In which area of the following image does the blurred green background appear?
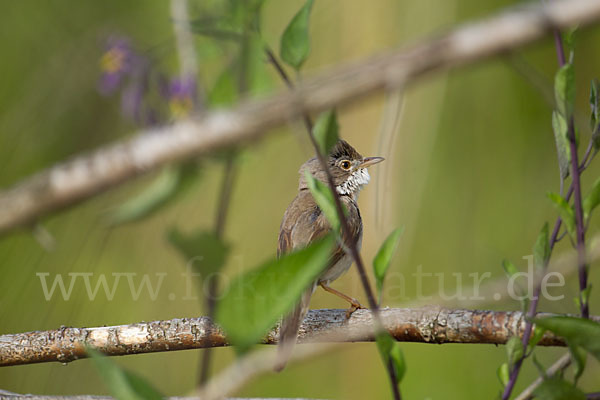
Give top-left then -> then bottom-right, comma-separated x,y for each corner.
1,0 -> 600,398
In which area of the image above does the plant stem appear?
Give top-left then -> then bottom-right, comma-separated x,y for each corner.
552,29 -> 589,319
501,28 -> 592,400
198,155 -> 238,385
198,25 -> 250,387
265,46 -> 400,400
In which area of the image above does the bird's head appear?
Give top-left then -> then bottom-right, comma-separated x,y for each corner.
299,139 -> 384,196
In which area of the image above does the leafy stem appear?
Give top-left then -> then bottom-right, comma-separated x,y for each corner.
553,28 -> 590,320
502,29 -> 593,400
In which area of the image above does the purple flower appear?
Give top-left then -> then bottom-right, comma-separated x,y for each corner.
98,37 -> 135,95
167,76 -> 197,118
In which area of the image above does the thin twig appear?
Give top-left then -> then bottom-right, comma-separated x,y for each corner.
198,22 -> 249,384
514,353 -> 572,400
198,155 -> 238,385
195,343 -> 337,400
264,46 -> 400,399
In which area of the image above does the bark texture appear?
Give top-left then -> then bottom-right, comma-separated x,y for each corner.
1,307 -> 594,367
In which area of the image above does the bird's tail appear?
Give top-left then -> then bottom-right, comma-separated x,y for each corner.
274,287 -> 313,372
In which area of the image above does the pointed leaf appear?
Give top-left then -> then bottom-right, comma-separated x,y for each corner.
533,222 -> 550,270
215,235 -> 334,351
533,377 -> 586,400
552,111 -> 570,180
313,110 -> 339,156
208,68 -> 237,106
583,177 -> 600,221
501,259 -> 519,279
166,229 -> 230,276
108,164 -> 200,225
305,170 -> 341,231
280,0 -> 314,70
563,27 -> 577,62
534,316 -> 600,362
506,336 -> 524,368
528,325 -> 547,353
87,348 -> 162,400
373,227 -> 404,295
497,363 -> 509,387
376,332 -> 406,385
547,193 -> 576,239
555,63 -> 575,120
246,35 -> 273,95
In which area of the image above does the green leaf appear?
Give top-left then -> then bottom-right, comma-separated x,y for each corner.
583,177 -> 600,221
280,0 -> 314,70
533,222 -> 550,270
313,110 -> 339,156
108,164 -> 200,226
246,34 -> 273,96
506,336 -> 524,368
373,227 -> 404,296
208,67 -> 237,107
569,344 -> 586,384
87,348 -> 162,400
376,332 -> 406,385
215,235 -> 334,351
555,63 -> 576,120
501,259 -> 519,279
528,325 -> 547,353
552,111 -> 571,180
497,362 -> 509,387
532,377 -> 586,400
563,27 -> 578,62
166,229 -> 230,276
546,192 -> 575,239
305,170 -> 341,232
534,316 -> 600,362
581,284 -> 592,305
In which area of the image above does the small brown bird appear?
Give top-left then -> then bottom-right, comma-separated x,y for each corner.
276,139 -> 384,370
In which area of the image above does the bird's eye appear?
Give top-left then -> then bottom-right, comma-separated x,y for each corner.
340,160 -> 352,170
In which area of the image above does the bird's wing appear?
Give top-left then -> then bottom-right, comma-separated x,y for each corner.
276,191 -> 362,371
278,191 -> 360,267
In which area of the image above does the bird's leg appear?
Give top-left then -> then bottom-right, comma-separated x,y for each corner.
319,283 -> 365,318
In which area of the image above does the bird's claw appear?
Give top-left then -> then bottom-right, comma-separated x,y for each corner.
345,299 -> 366,319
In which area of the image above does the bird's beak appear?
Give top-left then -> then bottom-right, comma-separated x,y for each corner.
359,157 -> 385,168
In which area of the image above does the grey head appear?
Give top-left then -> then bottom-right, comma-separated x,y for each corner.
298,139 -> 384,196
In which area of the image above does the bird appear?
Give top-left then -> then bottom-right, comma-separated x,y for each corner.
275,139 -> 384,371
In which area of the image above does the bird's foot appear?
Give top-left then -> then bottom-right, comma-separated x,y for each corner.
345,299 -> 366,319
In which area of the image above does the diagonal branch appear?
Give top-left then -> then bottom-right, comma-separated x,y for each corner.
1,0 -> 600,235
2,307 -> 599,368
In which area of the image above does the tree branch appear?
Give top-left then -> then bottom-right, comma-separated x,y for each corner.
1,307 -> 598,367
1,0 -> 600,234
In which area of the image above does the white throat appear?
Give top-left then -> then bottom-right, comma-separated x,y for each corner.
336,168 -> 370,195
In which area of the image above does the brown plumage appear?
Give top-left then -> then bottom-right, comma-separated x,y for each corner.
275,140 -> 383,371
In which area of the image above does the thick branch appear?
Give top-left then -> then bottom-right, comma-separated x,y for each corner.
1,0 -> 600,234
1,307 -> 597,367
